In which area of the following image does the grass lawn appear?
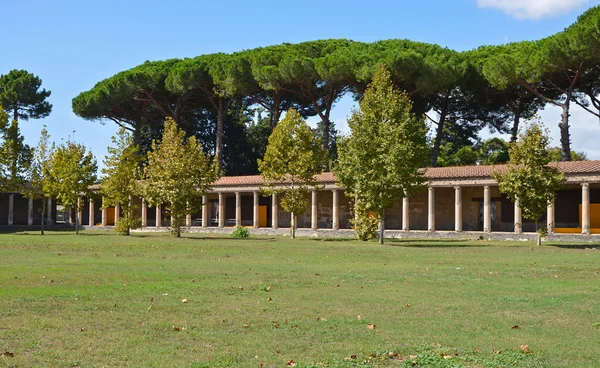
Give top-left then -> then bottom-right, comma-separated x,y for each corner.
0,231 -> 599,367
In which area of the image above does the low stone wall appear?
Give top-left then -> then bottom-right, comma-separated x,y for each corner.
4,224 -> 598,243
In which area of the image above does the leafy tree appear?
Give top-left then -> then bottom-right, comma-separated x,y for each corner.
547,147 -> 587,162
335,66 -> 429,244
101,128 -> 144,235
46,141 -> 98,235
258,109 -> 327,239
493,122 -> 564,246
24,127 -> 54,234
0,118 -> 33,191
0,70 -> 52,122
140,118 -> 219,237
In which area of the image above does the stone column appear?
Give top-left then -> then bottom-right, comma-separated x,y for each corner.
547,198 -> 555,234
218,193 -> 225,228
114,203 -> 121,226
483,185 -> 491,233
235,192 -> 241,227
427,187 -> 435,231
186,210 -> 192,227
8,194 -> 14,226
272,193 -> 278,229
582,183 -> 590,235
156,205 -> 162,227
253,191 -> 259,228
47,197 -> 53,226
202,195 -> 209,228
455,186 -> 462,232
402,197 -> 410,231
101,197 -> 107,226
332,189 -> 339,230
89,199 -> 95,227
28,197 -> 34,226
514,198 -> 522,234
311,190 -> 318,230
141,199 -> 147,227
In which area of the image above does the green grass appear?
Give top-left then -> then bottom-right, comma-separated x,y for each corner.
0,231 -> 599,367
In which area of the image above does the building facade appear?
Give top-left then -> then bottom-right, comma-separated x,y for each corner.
2,161 -> 600,241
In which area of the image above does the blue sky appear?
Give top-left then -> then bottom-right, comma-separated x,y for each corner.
2,0 -> 600,167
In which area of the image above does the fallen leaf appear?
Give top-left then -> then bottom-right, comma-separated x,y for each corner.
163,293 -> 168,296
0,351 -> 14,357
405,304 -> 411,308
267,297 -> 272,302
41,276 -> 46,279
243,324 -> 250,328
172,325 -> 180,331
367,323 -> 376,329
520,344 -> 531,354
357,315 -> 362,320
286,359 -> 297,366
181,298 -> 188,303
344,354 -> 357,361
238,286 -> 244,291
49,279 -> 54,283
511,325 -> 519,329
275,350 -> 281,355
443,355 -> 452,359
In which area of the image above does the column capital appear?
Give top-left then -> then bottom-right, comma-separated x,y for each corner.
582,182 -> 590,188
454,186 -> 461,190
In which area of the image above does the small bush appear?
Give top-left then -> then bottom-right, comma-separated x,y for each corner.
114,216 -> 142,236
352,213 -> 379,241
232,226 -> 249,238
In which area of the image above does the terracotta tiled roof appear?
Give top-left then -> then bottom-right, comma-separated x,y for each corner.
212,160 -> 600,186
214,172 -> 337,186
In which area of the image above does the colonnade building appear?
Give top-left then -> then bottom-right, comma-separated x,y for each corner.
2,161 -> 600,240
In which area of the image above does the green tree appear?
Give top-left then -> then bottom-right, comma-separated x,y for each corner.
24,127 -> 54,235
101,128 -> 144,235
0,118 -> 33,191
547,147 -> 587,162
46,141 -> 98,235
493,122 -> 564,246
0,70 -> 52,122
335,66 -> 429,244
140,118 -> 219,238
258,109 -> 327,239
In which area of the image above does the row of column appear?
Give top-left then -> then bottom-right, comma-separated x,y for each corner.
5,195 -> 53,226
130,190 -> 342,230
82,183 -> 593,234
418,186 -> 521,234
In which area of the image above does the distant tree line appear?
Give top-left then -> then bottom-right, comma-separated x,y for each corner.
72,6 -> 600,173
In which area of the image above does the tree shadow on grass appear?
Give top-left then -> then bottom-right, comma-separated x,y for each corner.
385,239 -> 489,248
545,243 -> 600,250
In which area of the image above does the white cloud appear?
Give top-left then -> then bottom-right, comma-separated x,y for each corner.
476,0 -> 588,20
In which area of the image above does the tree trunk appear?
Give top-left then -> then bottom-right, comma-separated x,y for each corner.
41,197 -> 46,235
559,102 -> 572,161
291,212 -> 296,239
430,95 -> 449,167
379,212 -> 385,245
215,99 -> 224,173
510,111 -> 521,143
